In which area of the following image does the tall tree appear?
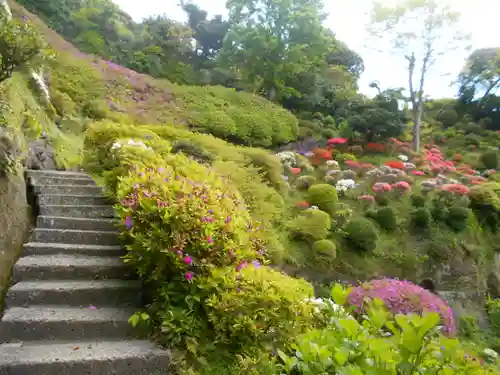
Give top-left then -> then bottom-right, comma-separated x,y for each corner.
458,48 -> 500,102
369,0 -> 469,151
221,0 -> 331,101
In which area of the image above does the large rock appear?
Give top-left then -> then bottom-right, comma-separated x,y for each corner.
25,135 -> 57,170
0,175 -> 31,308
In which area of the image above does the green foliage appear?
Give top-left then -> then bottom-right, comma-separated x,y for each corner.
481,150 -> 499,169
171,139 -> 215,164
410,194 -> 426,208
344,217 -> 379,252
276,298 -> 490,374
446,206 -> 470,232
410,207 -> 432,229
458,315 -> 480,338
324,115 -> 335,125
204,266 -> 315,352
174,85 -> 298,147
372,206 -> 397,231
311,239 -> 337,266
0,16 -> 45,84
465,134 -> 481,147
487,298 -> 500,336
289,209 -> 331,242
221,0 -> 329,101
468,183 -> 500,230
295,175 -> 316,191
307,183 -> 338,216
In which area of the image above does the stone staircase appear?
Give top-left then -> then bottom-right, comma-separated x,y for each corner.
0,170 -> 171,375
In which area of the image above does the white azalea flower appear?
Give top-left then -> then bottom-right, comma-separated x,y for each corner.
336,179 -> 356,192
397,154 -> 409,162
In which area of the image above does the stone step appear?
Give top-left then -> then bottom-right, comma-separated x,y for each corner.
34,185 -> 103,196
39,205 -> 115,218
22,242 -> 125,257
38,194 -> 112,206
26,169 -> 90,179
5,280 -> 142,308
37,216 -> 119,232
12,255 -> 134,282
0,306 -> 137,341
0,340 -> 171,375
29,176 -> 96,187
31,228 -> 120,246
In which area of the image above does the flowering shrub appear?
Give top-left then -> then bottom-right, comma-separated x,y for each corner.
295,200 -> 310,209
397,154 -> 409,162
358,194 -> 375,203
348,278 -> 456,335
366,142 -> 385,153
441,184 -> 470,196
335,179 -> 356,193
411,170 -> 425,176
115,157 -> 264,283
311,148 -> 332,160
392,181 -> 412,194
289,167 -> 301,175
327,137 -> 348,146
385,160 -> 405,170
372,182 -> 392,193
308,184 -> 338,215
276,151 -> 296,167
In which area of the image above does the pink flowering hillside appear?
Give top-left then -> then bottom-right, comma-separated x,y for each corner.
348,278 -> 456,336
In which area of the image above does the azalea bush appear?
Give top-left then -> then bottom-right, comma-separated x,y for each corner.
348,278 -> 456,336
308,183 -> 338,215
289,209 -> 331,242
343,217 -> 379,252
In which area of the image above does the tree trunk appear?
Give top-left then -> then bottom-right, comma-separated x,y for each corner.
412,106 -> 422,151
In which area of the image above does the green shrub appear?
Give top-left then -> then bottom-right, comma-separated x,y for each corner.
373,206 -> 397,231
464,134 -> 481,147
311,239 -> 337,266
323,115 -> 335,126
171,139 -> 215,164
458,315 -> 480,338
480,150 -> 499,169
175,85 -> 298,147
349,145 -> 364,157
298,126 -> 314,139
469,183 -> 500,230
51,91 -> 77,116
239,147 -> 285,192
336,153 -> 357,163
312,112 -> 324,121
204,266 -> 315,351
433,131 -> 445,144
289,209 -> 332,242
344,217 -> 379,252
446,207 -> 469,232
308,184 -> 338,216
410,208 -> 432,229
487,298 -> 500,336
295,175 -> 316,191
322,128 -> 335,139
411,194 -> 426,208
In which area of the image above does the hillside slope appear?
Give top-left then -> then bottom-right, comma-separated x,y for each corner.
7,0 -> 299,149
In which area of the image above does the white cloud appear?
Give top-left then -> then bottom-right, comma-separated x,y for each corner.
113,0 -> 499,99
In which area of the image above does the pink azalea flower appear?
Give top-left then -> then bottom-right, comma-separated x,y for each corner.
183,256 -> 193,265
185,272 -> 194,281
412,170 -> 425,176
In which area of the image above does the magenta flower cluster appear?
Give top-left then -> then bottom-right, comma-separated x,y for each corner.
348,278 -> 456,336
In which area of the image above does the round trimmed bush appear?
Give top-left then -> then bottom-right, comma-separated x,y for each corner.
312,239 -> 337,260
410,194 -> 426,208
373,207 -> 397,231
446,206 -> 469,232
410,207 -> 432,229
344,217 -> 379,252
308,184 -> 338,216
348,278 -> 456,336
480,150 -> 499,169
290,209 -> 332,241
324,115 -> 335,126
312,112 -> 324,121
295,175 -> 316,191
322,128 -> 336,139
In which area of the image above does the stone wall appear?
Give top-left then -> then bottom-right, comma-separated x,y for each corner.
0,175 -> 31,310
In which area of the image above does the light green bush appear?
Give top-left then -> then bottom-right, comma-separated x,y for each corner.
289,209 -> 332,242
308,184 -> 338,216
480,150 -> 499,169
295,175 -> 316,191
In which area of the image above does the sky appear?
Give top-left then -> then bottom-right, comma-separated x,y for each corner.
113,0 -> 500,99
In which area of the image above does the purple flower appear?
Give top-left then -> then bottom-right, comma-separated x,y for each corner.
225,216 -> 232,224
206,236 -> 214,244
183,256 -> 193,265
236,261 -> 248,272
176,250 -> 183,256
251,260 -> 261,268
185,272 -> 194,281
124,216 -> 133,229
